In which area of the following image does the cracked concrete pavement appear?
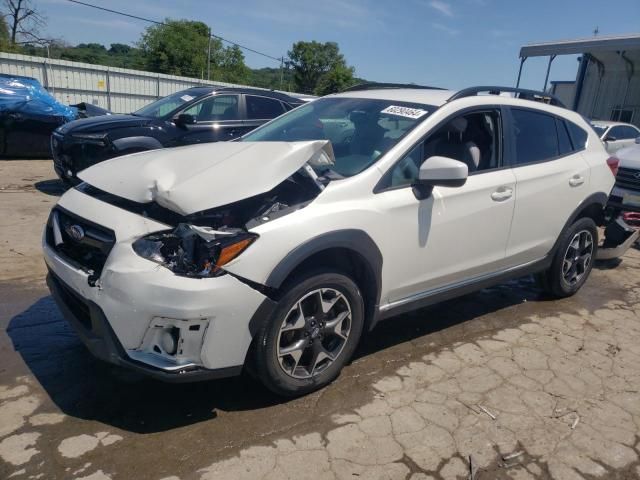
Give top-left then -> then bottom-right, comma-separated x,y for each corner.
1,160 -> 640,479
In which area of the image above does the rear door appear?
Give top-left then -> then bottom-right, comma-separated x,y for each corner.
505,108 -> 591,265
177,94 -> 243,144
243,94 -> 288,134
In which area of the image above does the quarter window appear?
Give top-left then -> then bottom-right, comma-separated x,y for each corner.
246,95 -> 285,120
511,109 -> 558,165
566,121 -> 588,150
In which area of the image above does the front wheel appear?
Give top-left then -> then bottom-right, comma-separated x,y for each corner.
253,271 -> 364,397
538,217 -> 598,298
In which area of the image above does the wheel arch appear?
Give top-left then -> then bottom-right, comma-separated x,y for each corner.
264,229 -> 383,332
111,136 -> 163,152
550,192 -> 608,256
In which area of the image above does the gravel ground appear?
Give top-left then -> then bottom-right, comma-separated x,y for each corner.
1,160 -> 639,480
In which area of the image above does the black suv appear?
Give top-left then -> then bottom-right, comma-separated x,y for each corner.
51,86 -> 305,183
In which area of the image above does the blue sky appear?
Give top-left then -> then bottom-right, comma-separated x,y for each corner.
39,0 -> 640,90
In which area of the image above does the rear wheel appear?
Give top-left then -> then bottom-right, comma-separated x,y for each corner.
538,217 -> 597,298
253,271 -> 364,397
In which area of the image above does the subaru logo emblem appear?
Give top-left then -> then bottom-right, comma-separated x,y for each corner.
66,224 -> 85,241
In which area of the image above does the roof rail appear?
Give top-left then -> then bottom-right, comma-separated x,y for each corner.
343,82 -> 445,92
448,86 -> 566,108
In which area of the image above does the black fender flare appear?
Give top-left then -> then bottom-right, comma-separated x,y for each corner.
263,229 -> 382,327
549,192 -> 608,256
112,136 -> 163,152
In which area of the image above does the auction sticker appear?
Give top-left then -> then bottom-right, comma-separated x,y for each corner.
180,95 -> 195,102
381,105 -> 428,119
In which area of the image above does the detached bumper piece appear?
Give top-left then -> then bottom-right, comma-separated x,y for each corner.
597,217 -> 640,261
47,271 -> 242,382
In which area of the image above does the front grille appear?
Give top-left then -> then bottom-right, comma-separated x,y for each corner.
615,167 -> 640,191
46,207 -> 116,278
52,273 -> 93,330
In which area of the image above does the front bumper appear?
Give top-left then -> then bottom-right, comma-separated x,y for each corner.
43,188 -> 272,381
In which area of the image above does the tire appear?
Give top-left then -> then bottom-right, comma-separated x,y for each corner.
538,217 -> 598,298
253,270 -> 365,397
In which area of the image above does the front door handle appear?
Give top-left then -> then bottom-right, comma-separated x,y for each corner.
569,175 -> 585,187
491,186 -> 513,202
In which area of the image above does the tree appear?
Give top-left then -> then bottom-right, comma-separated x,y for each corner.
213,45 -> 250,83
1,0 -> 45,45
287,41 -> 355,95
139,19 -> 210,77
315,63 -> 356,96
0,15 -> 9,50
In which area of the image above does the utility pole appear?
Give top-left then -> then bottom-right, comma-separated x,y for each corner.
207,26 -> 212,81
279,56 -> 284,90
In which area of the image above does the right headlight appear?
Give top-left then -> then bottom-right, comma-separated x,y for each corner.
133,223 -> 257,278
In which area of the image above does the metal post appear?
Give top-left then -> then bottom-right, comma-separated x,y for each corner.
279,56 -> 284,90
543,55 -> 556,92
207,26 -> 212,81
515,57 -> 526,88
106,68 -> 112,112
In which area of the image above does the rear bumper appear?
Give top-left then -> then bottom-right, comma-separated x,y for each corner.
47,271 -> 242,382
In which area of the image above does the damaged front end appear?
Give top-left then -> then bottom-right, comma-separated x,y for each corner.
127,142 -> 336,277
133,224 -> 258,278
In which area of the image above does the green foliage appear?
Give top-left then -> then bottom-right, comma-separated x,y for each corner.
287,41 -> 356,95
139,19 -> 210,77
0,17 -> 364,93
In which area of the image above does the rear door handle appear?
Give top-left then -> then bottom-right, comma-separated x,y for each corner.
569,175 -> 585,187
491,186 -> 513,202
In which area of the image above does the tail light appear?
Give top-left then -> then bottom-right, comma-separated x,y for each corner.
606,156 -> 620,177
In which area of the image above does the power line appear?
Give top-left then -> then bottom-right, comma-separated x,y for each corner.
65,0 -> 285,62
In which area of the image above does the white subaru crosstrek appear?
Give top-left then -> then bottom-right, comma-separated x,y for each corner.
43,85 -> 617,396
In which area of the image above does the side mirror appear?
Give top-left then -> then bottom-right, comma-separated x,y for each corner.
174,113 -> 196,127
604,135 -> 617,142
413,156 -> 468,200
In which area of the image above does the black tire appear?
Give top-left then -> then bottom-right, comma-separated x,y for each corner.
538,217 -> 598,298
253,270 -> 365,397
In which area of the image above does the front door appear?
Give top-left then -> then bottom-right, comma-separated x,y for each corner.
177,94 -> 244,145
375,108 -> 517,305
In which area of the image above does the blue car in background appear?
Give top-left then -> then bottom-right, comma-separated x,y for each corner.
0,74 -> 107,158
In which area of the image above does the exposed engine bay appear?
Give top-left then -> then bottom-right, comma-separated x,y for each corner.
132,167 -> 328,278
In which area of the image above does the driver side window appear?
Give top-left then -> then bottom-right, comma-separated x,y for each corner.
183,95 -> 239,122
388,109 -> 502,188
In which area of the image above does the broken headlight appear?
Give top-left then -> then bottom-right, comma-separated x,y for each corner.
132,224 -> 257,278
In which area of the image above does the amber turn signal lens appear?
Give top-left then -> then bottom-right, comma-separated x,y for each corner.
215,237 -> 256,269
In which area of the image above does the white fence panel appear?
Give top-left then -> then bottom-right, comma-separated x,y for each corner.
0,52 -> 296,113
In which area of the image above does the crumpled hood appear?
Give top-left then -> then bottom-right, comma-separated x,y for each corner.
78,140 -> 334,215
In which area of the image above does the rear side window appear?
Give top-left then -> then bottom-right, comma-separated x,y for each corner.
565,121 -> 588,150
612,125 -> 640,140
246,95 -> 285,120
556,118 -> 573,155
511,109 -> 559,165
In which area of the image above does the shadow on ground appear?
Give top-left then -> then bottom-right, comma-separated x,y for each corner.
34,178 -> 68,196
7,276 -> 564,435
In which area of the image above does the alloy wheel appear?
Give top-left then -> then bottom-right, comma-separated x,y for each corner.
562,229 -> 594,286
277,288 -> 352,379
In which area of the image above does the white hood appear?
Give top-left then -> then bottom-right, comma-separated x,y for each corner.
617,145 -> 640,170
78,140 -> 334,215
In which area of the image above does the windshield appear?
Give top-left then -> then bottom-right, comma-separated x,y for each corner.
134,90 -> 203,118
241,97 -> 434,177
591,125 -> 607,137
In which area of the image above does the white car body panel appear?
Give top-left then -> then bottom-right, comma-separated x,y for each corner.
44,188 -> 266,369
78,140 -> 333,215
43,88 -> 616,379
